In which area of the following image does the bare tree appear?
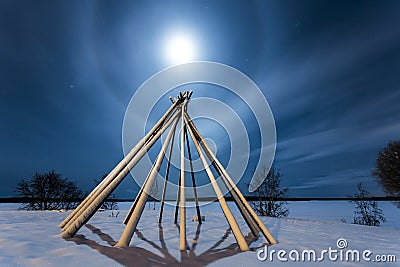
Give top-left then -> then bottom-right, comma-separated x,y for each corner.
16,170 -> 83,210
373,140 -> 400,207
249,165 -> 289,217
350,183 -> 386,226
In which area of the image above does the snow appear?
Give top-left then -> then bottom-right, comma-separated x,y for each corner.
287,201 -> 400,228
0,202 -> 398,266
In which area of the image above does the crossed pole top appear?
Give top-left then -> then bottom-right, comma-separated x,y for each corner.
169,90 -> 193,104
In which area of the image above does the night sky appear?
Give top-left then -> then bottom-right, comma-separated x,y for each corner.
1,1 -> 399,198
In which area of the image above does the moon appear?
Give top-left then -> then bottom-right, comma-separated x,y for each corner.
165,34 -> 196,64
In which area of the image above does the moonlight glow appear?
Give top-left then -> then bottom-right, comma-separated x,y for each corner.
165,34 -> 196,64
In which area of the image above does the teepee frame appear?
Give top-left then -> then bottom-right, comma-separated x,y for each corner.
58,90 -> 276,251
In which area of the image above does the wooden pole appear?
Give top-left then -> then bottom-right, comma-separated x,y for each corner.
179,106 -> 187,250
123,185 -> 144,225
185,113 -> 277,244
212,161 -> 260,237
122,154 -> 158,225
158,123 -> 176,223
183,100 -> 201,223
184,115 -> 250,251
174,175 -> 181,224
184,125 -> 202,224
114,113 -> 180,247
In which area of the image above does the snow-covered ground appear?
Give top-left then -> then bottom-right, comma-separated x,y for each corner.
0,202 -> 398,266
287,201 -> 400,228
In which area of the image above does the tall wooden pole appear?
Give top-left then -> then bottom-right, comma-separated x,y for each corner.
212,161 -> 260,237
184,126 -> 202,224
184,115 -> 250,251
174,175 -> 181,224
183,101 -> 201,223
179,106 -> 187,250
185,113 -> 277,245
158,124 -> 176,223
115,114 -> 180,247
122,153 -> 158,225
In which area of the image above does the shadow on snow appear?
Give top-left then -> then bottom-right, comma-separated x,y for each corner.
67,223 -> 266,266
